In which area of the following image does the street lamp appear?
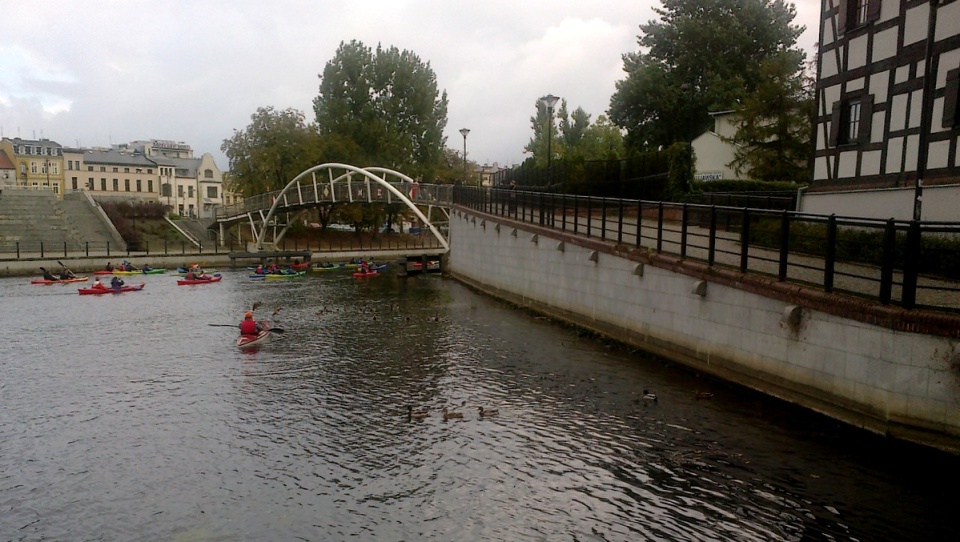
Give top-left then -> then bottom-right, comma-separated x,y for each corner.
459,128 -> 470,184
540,94 -> 560,171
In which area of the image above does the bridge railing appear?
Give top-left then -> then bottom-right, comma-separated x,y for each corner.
216,182 -> 455,220
454,185 -> 960,313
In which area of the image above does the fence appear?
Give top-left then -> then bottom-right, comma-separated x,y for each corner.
454,185 -> 960,313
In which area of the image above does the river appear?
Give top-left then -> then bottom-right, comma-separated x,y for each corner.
0,268 -> 956,541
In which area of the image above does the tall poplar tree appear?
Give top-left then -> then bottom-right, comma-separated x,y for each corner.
313,40 -> 449,180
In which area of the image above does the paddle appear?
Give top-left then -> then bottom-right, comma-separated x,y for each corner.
207,324 -> 285,333
57,260 -> 75,279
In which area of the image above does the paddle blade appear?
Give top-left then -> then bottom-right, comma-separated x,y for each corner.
267,328 -> 285,334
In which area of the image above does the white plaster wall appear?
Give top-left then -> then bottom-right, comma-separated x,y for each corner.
872,27 -> 899,63
848,35 -> 868,70
449,213 -> 960,449
799,184 -> 960,221
904,3 -> 930,46
692,132 -> 741,180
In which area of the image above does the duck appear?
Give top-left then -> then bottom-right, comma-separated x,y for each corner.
478,406 -> 499,417
441,407 -> 464,421
407,405 -> 429,421
642,389 -> 658,403
694,391 -> 714,400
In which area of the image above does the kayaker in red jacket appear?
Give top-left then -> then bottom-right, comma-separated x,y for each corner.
239,311 -> 263,335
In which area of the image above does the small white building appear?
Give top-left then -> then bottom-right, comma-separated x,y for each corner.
691,111 -> 745,181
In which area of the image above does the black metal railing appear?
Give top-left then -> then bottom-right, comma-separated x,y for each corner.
454,185 -> 960,313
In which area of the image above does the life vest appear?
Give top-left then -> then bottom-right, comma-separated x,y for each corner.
240,319 -> 259,335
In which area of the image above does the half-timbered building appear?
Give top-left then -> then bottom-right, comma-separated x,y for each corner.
803,0 -> 960,220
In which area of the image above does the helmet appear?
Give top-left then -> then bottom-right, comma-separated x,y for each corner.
244,311 -> 253,319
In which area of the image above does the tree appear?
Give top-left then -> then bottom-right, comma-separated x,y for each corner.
221,107 -> 331,196
609,0 -> 805,151
567,115 -> 624,161
313,40 -> 449,181
725,51 -> 813,182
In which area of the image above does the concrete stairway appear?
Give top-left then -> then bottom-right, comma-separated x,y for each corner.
0,189 -> 121,252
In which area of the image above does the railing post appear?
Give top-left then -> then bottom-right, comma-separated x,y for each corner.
107,242 -> 110,257
778,210 -> 790,281
164,239 -> 168,255
63,241 -> 67,258
539,191 -> 545,226
586,197 -> 593,238
16,241 -> 20,259
635,200 -> 642,248
617,198 -> 624,244
561,194 -> 567,231
571,195 -> 577,234
824,214 -> 837,293
680,204 -> 688,258
41,242 -> 45,258
901,220 -> 921,309
708,205 -> 717,266
85,241 -> 89,257
600,198 -> 607,241
145,241 -> 150,255
879,218 -> 896,304
740,207 -> 750,272
656,202 -> 664,253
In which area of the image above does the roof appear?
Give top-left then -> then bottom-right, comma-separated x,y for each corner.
82,148 -> 157,167
0,149 -> 14,169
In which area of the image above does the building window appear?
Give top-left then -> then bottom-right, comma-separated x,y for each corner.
147,168 -> 153,174
178,185 -> 184,197
113,179 -> 119,191
72,177 -> 78,190
204,169 -> 214,179
829,95 -> 874,146
838,0 -> 880,35
88,178 -> 94,190
207,186 -> 218,198
31,162 -> 37,174
136,179 -> 142,192
188,186 -> 194,198
100,166 -> 105,172
88,165 -> 93,171
124,168 -> 130,173
101,178 -> 107,191
148,180 -> 153,192
124,179 -> 130,192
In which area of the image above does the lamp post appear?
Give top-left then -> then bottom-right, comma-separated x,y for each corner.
459,128 -> 470,184
540,94 -> 560,173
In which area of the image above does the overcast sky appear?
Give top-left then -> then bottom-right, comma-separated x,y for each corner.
1,0 -> 821,172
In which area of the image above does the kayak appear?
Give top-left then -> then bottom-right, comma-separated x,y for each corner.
177,273 -> 222,285
249,271 -> 306,280
176,267 -> 206,275
289,262 -> 310,270
238,321 -> 272,349
93,270 -> 115,275
77,283 -> 146,295
311,262 -> 360,271
113,268 -> 166,275
352,270 -> 381,278
31,276 -> 89,285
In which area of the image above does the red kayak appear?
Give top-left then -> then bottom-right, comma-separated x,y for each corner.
93,270 -> 115,275
77,283 -> 145,295
31,276 -> 89,285
177,273 -> 222,285
237,321 -> 272,349
352,270 -> 381,278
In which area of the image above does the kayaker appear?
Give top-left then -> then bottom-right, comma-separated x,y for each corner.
92,278 -> 106,289
105,262 -> 114,272
40,267 -> 57,281
142,264 -> 153,272
60,267 -> 76,279
239,311 -> 263,336
110,276 -> 125,291
254,264 -> 264,274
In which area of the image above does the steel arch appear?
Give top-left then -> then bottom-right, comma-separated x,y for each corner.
254,163 -> 450,251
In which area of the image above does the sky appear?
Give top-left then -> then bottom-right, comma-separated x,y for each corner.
0,0 -> 822,172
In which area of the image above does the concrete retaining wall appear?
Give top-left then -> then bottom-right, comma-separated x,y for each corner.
447,209 -> 960,454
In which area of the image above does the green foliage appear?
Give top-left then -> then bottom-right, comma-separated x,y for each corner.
609,0 -> 805,150
525,98 -> 625,166
724,51 -> 813,182
691,179 -> 802,193
221,107 -> 333,196
748,219 -> 960,280
313,40 -> 449,181
666,142 -> 694,200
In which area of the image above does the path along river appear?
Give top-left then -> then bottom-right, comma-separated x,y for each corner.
0,268 -> 957,541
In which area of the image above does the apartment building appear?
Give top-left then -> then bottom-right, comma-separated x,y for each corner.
0,138 -> 65,193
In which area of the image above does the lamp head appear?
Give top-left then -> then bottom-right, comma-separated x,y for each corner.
541,94 -> 560,109
459,128 -> 470,138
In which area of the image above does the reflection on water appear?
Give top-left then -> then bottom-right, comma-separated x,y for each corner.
0,269 -> 957,540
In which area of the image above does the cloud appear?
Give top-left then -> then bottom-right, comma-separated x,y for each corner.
0,0 -> 821,170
